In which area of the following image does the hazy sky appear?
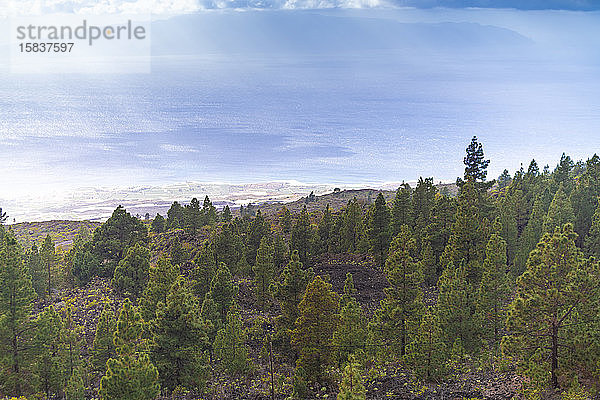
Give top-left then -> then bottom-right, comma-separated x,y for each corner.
1,3 -> 599,212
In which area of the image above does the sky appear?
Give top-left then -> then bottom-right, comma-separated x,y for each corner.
2,0 -> 600,15
1,1 -> 600,221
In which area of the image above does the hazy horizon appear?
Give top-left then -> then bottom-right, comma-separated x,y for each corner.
1,5 -> 599,221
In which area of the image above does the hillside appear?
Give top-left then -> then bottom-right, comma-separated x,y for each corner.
9,220 -> 101,251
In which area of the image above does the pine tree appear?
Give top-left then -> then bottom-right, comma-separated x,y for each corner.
370,226 -> 423,357
457,136 -> 493,190
280,206 -> 292,234
498,169 -> 512,189
65,367 -> 85,400
436,261 -> 479,353
583,199 -> 600,258
170,236 -> 189,267
271,250 -> 313,336
291,276 -> 340,383
91,302 -> 116,375
440,181 -> 487,282
340,199 -> 362,252
202,195 -> 217,226
166,201 -> 185,230
253,236 -> 275,308
221,205 -> 233,223
40,234 -> 56,297
391,183 -> 413,237
200,292 -> 221,343
247,210 -> 270,265
412,178 -> 437,242
61,306 -> 83,378
272,233 -> 288,271
139,256 -> 180,322
543,184 -> 574,234
26,244 -> 45,297
92,205 -> 148,277
291,206 -> 312,264
318,204 -> 334,254
111,242 -> 150,299
368,193 -> 391,268
213,304 -> 250,374
33,305 -> 64,399
553,153 -> 575,193
333,274 -> 367,364
214,222 -> 244,270
151,213 -> 165,234
406,307 -> 447,381
476,229 -> 511,366
514,191 -> 548,276
99,299 -> 160,400
189,241 -> 216,301
502,224 -> 596,389
571,154 -> 600,245
184,197 -> 201,234
151,276 -> 209,391
69,241 -> 100,286
337,355 -> 366,400
0,230 -> 36,396
420,240 -> 437,286
209,262 -> 238,322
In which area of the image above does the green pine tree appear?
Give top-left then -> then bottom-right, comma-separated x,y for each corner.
26,244 -> 45,297
436,261 -> 479,353
368,192 -> 391,268
151,276 -> 209,391
280,206 -> 292,234
213,304 -> 250,374
291,276 -> 340,383
271,250 -> 314,339
583,199 -> 600,258
92,205 -> 148,277
370,225 -> 423,357
65,367 -> 85,400
333,274 -> 367,364
139,256 -> 180,322
440,181 -> 487,283
111,242 -> 151,299
209,262 -> 238,322
291,206 -> 312,264
40,234 -> 56,297
61,306 -> 83,379
514,192 -> 548,276
0,230 -> 36,396
99,299 -> 160,400
502,224 -> 596,389
318,204 -> 334,254
91,302 -> 116,375
221,205 -> 233,223
476,229 -> 511,367
340,199 -> 363,252
33,305 -> 64,399
543,184 -> 574,234
150,213 -> 165,234
391,183 -> 413,237
189,241 -> 217,301
337,355 -> 366,400
253,236 -> 275,308
406,307 -> 447,381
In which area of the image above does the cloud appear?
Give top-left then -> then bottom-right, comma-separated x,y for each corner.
3,0 -> 200,16
4,0 -> 597,15
160,144 -> 200,153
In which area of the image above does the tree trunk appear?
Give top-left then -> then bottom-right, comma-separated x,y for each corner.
551,322 -> 559,388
